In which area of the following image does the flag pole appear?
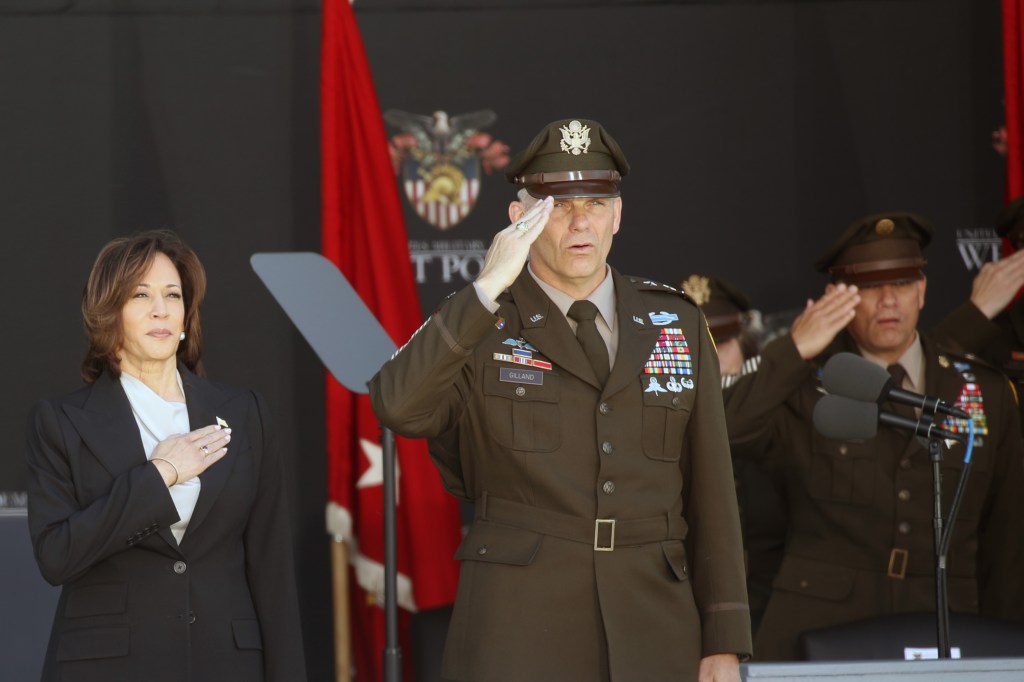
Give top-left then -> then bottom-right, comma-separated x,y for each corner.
326,503 -> 353,681
382,427 -> 402,681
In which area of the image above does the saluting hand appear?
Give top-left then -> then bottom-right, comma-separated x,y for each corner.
698,653 -> 740,682
970,248 -> 1024,319
790,283 -> 861,360
474,195 -> 554,301
150,424 -> 231,487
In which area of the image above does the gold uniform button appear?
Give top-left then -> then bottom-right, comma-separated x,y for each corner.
900,459 -> 912,470
599,402 -> 611,415
515,386 -> 526,397
898,522 -> 911,535
898,489 -> 911,502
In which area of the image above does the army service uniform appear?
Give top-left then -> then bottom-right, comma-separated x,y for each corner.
370,266 -> 752,681
723,330 -> 1024,661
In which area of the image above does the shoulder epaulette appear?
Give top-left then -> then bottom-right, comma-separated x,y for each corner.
627,276 -> 697,306
931,336 -> 1003,376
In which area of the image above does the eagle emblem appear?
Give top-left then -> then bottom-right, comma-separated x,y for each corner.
559,120 -> 591,156
681,275 -> 712,306
385,109 -> 510,231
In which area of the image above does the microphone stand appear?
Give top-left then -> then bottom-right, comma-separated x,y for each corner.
924,430 -> 952,659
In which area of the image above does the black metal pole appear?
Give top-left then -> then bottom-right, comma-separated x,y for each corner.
928,436 -> 951,658
382,426 -> 403,681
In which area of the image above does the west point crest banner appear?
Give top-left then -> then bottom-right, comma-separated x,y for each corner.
385,109 -> 509,230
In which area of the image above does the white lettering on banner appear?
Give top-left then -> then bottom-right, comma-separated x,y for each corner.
409,240 -> 487,284
954,228 -> 1001,272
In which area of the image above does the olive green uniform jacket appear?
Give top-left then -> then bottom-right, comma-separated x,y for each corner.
370,267 -> 751,682
724,331 -> 1024,661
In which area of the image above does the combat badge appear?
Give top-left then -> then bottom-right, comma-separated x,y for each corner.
648,311 -> 679,326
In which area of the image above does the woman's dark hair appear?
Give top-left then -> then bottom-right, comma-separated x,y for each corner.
81,229 -> 206,383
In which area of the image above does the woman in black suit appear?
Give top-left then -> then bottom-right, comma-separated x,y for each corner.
25,230 -> 307,681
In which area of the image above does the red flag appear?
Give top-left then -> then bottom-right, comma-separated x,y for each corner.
1003,0 -> 1024,198
321,1 -> 462,679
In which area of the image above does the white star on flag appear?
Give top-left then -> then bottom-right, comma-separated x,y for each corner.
357,438 -> 400,503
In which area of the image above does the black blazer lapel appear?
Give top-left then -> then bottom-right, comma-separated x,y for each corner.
61,373 -> 148,483
180,366 -> 243,541
61,373 -> 181,550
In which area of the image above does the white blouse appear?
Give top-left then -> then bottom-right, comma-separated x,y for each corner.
120,371 -> 201,544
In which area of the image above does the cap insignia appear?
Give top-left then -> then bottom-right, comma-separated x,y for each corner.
875,218 -> 895,236
559,120 -> 591,156
681,275 -> 711,306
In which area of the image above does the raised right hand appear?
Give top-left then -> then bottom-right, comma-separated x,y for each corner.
150,424 -> 231,487
474,195 -> 554,301
970,248 -> 1024,319
791,283 -> 861,360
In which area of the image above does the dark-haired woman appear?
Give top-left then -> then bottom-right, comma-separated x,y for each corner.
25,230 -> 307,681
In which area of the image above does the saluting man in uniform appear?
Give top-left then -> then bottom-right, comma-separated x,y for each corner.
370,119 -> 751,682
934,197 -> 1024,428
724,213 -> 1024,660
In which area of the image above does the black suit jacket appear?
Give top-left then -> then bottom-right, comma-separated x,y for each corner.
25,365 -> 307,681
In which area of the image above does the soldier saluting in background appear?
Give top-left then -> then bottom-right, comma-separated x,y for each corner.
723,213 -> 1024,660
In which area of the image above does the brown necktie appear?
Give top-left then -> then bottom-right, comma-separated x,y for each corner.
886,363 -> 916,420
568,300 -> 610,385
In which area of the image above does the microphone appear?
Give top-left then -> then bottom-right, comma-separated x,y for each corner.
813,394 -> 877,440
813,394 -> 967,444
822,352 -> 970,420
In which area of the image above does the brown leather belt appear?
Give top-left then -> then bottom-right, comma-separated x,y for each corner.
476,493 -> 687,552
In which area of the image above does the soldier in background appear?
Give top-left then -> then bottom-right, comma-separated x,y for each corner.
933,197 -> 1024,427
681,274 -> 786,637
723,212 -> 1024,660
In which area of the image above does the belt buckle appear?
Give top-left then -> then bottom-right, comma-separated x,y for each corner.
888,548 -> 909,579
594,519 -> 616,552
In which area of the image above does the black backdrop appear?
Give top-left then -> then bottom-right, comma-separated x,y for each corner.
0,1 -> 1005,680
